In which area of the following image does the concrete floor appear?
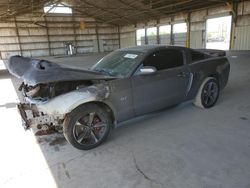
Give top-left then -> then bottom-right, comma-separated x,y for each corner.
0,52 -> 250,188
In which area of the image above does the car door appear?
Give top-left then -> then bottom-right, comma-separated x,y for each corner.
131,49 -> 191,116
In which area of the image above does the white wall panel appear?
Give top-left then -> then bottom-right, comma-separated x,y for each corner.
159,34 -> 171,45
120,32 -> 136,48
234,26 -> 250,50
190,31 -> 203,49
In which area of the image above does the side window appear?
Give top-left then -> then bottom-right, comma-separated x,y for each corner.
190,50 -> 206,63
143,49 -> 183,70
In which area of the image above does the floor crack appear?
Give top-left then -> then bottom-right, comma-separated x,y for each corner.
132,152 -> 163,187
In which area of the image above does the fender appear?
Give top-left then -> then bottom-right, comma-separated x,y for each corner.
27,84 -> 110,116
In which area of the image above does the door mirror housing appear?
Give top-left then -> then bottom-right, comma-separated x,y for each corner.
138,66 -> 157,75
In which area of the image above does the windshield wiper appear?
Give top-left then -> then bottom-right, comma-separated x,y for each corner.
94,68 -> 114,76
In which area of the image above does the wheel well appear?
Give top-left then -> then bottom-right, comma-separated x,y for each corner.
208,73 -> 221,88
193,74 -> 220,99
85,101 -> 116,127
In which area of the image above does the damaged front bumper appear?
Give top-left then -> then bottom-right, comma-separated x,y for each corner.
16,84 -> 110,132
17,104 -> 30,130
17,103 -> 61,131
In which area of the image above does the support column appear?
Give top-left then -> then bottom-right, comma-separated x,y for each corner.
134,24 -> 137,46
118,25 -> 121,49
95,23 -> 100,52
170,16 -> 174,45
156,20 -> 160,44
170,25 -> 174,45
229,2 -> 238,50
186,12 -> 191,48
44,16 -> 51,56
14,16 -> 22,56
145,24 -> 148,45
72,11 -> 77,54
203,9 -> 209,49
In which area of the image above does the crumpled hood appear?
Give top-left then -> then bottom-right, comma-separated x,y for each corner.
7,56 -> 116,86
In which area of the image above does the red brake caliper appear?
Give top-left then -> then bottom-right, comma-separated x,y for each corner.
93,116 -> 101,133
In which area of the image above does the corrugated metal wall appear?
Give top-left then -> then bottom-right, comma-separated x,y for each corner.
1,1 -> 250,57
233,2 -> 250,50
147,36 -> 157,44
174,33 -> 186,46
120,1 -> 250,51
120,32 -> 135,48
190,31 -> 203,48
120,25 -> 136,48
159,34 -> 171,45
234,26 -> 250,50
0,13 -> 119,59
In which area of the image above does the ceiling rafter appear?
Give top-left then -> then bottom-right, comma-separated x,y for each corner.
104,0 -> 194,24
0,0 -> 50,20
60,2 -> 110,24
80,0 -> 134,25
0,0 -> 242,25
117,0 -> 160,21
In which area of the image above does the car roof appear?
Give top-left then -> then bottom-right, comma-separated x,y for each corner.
118,45 -> 188,53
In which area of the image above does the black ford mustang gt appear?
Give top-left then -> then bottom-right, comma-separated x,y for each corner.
7,45 -> 230,150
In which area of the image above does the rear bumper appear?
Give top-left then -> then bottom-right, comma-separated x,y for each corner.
220,61 -> 230,90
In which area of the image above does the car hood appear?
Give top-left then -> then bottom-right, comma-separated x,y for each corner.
7,56 -> 116,86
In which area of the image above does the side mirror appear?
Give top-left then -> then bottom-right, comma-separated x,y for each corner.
138,66 -> 157,75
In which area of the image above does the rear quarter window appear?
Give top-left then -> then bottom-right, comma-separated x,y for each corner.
190,50 -> 207,63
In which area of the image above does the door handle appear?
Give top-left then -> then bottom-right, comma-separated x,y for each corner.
177,71 -> 189,77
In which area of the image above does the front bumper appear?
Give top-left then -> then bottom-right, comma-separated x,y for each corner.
17,104 -> 30,130
17,103 -> 60,130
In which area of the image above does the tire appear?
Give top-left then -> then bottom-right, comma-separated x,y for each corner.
193,77 -> 220,109
63,103 -> 112,150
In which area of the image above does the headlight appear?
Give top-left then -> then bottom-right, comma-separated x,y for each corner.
25,85 -> 40,97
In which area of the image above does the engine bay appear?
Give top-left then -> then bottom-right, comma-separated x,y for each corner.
19,80 -> 95,101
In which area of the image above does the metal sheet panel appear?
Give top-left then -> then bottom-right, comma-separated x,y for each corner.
120,32 -> 136,48
159,34 -> 171,45
234,26 -> 250,50
147,36 -> 157,44
190,31 -> 203,49
174,33 -> 186,46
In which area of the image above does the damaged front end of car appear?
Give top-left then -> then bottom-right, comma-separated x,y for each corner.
17,103 -> 62,133
18,83 -> 110,135
7,56 -> 114,135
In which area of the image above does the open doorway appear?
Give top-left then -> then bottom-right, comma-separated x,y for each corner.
206,16 -> 232,50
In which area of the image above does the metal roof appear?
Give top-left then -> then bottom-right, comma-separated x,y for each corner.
0,0 -> 238,25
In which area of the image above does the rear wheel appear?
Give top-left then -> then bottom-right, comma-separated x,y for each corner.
193,77 -> 220,108
63,103 -> 112,150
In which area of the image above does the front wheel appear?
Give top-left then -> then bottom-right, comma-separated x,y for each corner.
63,103 -> 112,150
193,77 -> 220,109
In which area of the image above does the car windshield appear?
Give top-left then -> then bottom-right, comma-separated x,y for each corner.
91,51 -> 144,77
